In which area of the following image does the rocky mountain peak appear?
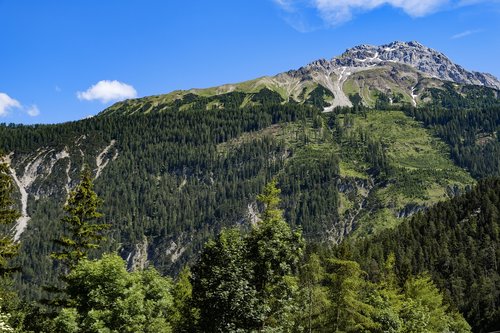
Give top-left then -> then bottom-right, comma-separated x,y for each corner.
331,41 -> 500,89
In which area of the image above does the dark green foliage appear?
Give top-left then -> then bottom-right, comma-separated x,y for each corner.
247,181 -> 305,330
1,80 -> 498,331
191,228 -> 259,332
375,92 -> 392,110
251,88 -> 284,106
403,84 -> 500,179
279,148 -> 340,239
352,178 -> 500,332
1,100 -> 325,300
374,91 -> 409,111
349,93 -> 363,107
0,162 -> 21,332
0,163 -> 20,274
52,168 -> 109,271
300,85 -> 335,109
171,268 -> 197,333
191,181 -> 305,332
423,83 -> 499,110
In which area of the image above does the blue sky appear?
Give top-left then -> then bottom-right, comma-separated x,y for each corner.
1,0 -> 499,124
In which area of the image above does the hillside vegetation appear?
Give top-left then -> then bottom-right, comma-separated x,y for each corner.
1,40 -> 500,331
2,83 -> 498,304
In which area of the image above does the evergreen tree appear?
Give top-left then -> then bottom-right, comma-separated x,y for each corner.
0,163 -> 22,332
400,275 -> 471,333
247,179 -> 305,330
52,167 -> 109,271
0,163 -> 20,274
325,258 -> 377,332
299,253 -> 330,332
171,268 -> 198,333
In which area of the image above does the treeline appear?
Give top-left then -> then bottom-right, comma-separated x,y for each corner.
405,83 -> 500,179
350,177 -> 500,332
405,105 -> 500,178
368,83 -> 500,179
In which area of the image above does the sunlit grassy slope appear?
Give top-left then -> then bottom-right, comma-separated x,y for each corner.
338,110 -> 474,236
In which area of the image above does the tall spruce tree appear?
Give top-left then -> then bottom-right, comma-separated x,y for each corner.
0,163 -> 20,275
52,167 -> 109,271
247,179 -> 305,330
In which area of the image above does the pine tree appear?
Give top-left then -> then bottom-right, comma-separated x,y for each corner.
0,163 -> 20,332
247,179 -> 305,330
300,253 -> 330,332
0,163 -> 20,275
52,167 -> 109,271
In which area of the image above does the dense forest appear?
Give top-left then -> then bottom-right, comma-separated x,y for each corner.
404,83 -> 500,178
0,82 -> 499,331
0,169 -> 475,332
1,90 -> 346,301
351,178 -> 500,332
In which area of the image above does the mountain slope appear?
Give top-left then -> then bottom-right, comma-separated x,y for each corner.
0,41 -> 499,304
101,41 -> 500,115
0,101 -> 474,301
351,178 -> 500,332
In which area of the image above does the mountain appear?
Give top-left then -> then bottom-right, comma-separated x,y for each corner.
1,41 -> 499,304
102,41 -> 500,115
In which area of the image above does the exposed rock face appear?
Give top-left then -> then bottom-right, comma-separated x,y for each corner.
4,139 -> 118,241
275,41 -> 500,109
340,41 -> 500,89
293,41 -> 500,90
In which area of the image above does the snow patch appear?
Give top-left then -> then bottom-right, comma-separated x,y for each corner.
357,51 -> 379,63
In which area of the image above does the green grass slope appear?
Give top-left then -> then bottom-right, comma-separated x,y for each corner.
334,109 -> 474,236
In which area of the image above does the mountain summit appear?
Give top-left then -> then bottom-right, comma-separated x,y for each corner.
103,41 -> 500,116
333,41 -> 499,89
285,40 -> 500,108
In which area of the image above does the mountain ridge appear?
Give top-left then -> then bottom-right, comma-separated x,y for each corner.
102,41 -> 500,115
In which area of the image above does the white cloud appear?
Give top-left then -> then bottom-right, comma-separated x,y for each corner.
275,0 -> 325,32
26,105 -> 40,117
77,80 -> 137,103
274,0 -> 493,26
315,0 -> 449,25
451,29 -> 482,39
0,93 -> 21,116
275,0 -> 294,11
0,93 -> 41,117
